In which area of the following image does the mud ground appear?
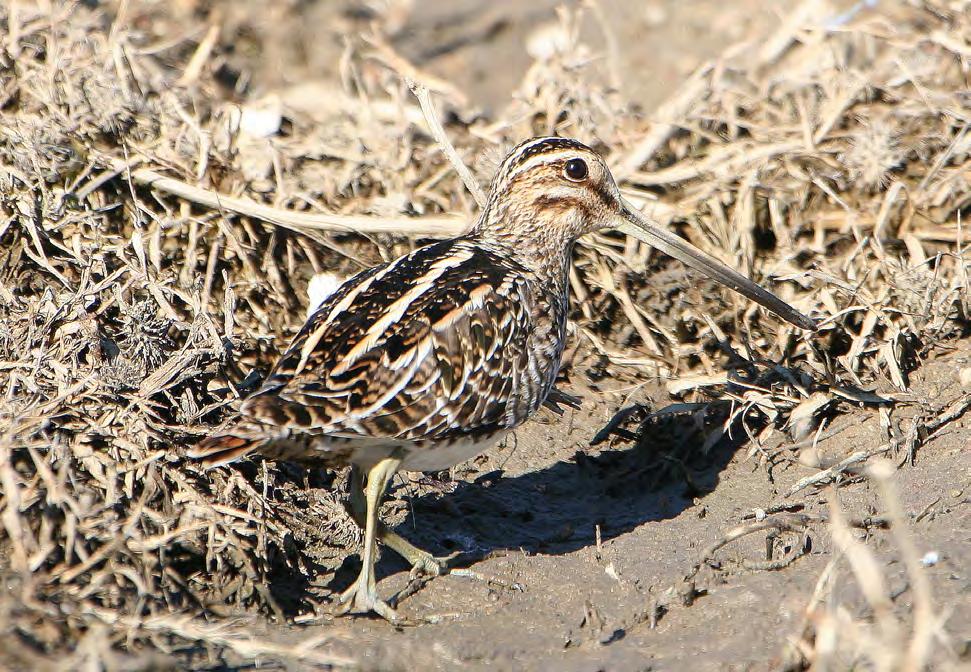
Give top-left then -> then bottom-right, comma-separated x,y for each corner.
257,340 -> 968,671
198,2 -> 971,669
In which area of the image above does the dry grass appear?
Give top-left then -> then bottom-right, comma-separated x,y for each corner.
782,461 -> 957,671
0,0 -> 969,668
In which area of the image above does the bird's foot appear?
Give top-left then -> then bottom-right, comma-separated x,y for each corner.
393,549 -> 522,609
406,548 -> 463,580
335,576 -> 399,623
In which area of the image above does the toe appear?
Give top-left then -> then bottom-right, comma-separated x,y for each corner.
334,580 -> 399,622
409,550 -> 463,578
410,557 -> 446,579
370,598 -> 399,623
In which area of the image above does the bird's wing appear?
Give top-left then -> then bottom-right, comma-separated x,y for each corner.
240,240 -> 546,441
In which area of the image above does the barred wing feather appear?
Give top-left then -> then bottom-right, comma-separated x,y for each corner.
240,240 -> 543,442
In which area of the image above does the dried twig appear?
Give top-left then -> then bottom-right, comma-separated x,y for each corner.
104,158 -> 467,237
407,79 -> 487,208
784,445 -> 891,498
785,465 -> 950,670
686,513 -> 812,579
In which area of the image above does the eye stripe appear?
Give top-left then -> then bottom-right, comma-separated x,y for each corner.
506,137 -> 588,170
496,148 -> 594,189
494,137 -> 593,185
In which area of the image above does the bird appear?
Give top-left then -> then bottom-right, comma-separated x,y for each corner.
189,136 -> 815,621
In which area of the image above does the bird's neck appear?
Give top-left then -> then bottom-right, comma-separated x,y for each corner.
471,205 -> 577,296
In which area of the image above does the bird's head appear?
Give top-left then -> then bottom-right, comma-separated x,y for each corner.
475,137 -> 815,331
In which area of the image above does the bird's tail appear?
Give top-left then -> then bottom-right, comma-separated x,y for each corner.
187,425 -> 267,467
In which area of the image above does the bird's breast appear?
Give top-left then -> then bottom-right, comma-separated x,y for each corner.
509,284 -> 569,423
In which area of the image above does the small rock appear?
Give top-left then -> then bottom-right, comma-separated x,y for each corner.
239,95 -> 283,139
643,2 -> 668,27
526,22 -> 571,61
604,563 -> 621,582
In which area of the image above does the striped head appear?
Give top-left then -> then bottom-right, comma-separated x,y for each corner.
475,137 -> 621,252
473,136 -> 817,331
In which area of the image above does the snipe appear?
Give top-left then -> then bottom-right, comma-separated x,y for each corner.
190,137 -> 814,621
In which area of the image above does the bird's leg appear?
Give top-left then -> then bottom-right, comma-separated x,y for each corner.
346,465 -> 454,578
343,466 -> 518,616
337,457 -> 401,621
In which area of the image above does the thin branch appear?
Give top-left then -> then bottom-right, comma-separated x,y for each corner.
785,445 -> 890,498
407,79 -> 488,209
102,157 -> 468,238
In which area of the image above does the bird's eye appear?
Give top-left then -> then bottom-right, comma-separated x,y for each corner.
563,158 -> 588,182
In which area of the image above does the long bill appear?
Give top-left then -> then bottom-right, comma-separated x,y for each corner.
616,199 -> 816,331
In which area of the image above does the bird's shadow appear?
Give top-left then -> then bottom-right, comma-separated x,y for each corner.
333,404 -> 751,586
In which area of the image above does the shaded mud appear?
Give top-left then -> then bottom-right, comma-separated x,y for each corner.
269,341 -> 968,670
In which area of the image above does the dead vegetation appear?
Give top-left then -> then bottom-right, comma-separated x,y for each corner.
783,461 -> 955,671
0,0 -> 968,668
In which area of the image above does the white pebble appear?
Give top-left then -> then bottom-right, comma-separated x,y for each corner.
239,95 -> 282,139
604,562 -> 621,582
959,367 -> 971,390
920,551 -> 939,567
526,23 -> 571,61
